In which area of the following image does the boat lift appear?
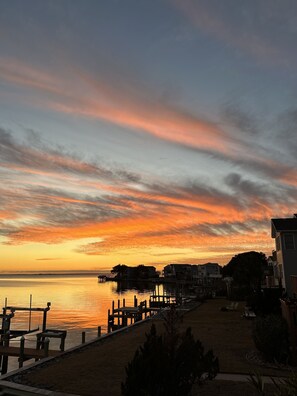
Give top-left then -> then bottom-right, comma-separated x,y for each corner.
0,301 -> 53,374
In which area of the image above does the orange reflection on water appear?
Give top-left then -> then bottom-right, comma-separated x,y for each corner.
0,274 -> 154,348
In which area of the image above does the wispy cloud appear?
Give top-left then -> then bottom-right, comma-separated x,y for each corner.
0,129 -> 292,259
172,0 -> 296,67
36,258 -> 62,261
0,57 -> 236,155
1,56 -> 296,192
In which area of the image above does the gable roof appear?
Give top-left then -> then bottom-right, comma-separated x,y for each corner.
271,218 -> 297,238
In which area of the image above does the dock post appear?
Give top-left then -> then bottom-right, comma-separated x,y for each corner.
19,336 -> 25,368
97,326 -> 101,337
122,313 -> 127,327
123,298 -> 125,307
44,338 -> 49,358
60,332 -> 66,352
107,309 -> 111,333
134,295 -> 137,307
82,331 -> 86,344
112,300 -> 115,314
1,331 -> 10,374
42,302 -> 51,333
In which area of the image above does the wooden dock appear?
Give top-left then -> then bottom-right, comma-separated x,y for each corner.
0,345 -> 59,359
107,297 -> 153,332
0,301 -> 68,374
149,294 -> 176,308
107,292 -> 179,333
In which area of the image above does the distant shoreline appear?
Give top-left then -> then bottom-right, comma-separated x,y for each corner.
0,271 -> 110,277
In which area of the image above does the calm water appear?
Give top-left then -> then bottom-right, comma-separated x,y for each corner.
0,274 -> 159,372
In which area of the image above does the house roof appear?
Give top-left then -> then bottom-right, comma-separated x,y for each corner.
271,217 -> 297,238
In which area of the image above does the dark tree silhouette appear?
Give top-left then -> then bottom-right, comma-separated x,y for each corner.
111,264 -> 128,279
121,308 -> 219,396
222,251 -> 268,292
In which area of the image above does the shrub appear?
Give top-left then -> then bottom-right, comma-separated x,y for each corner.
121,309 -> 219,396
249,370 -> 297,395
230,285 -> 250,301
252,314 -> 290,364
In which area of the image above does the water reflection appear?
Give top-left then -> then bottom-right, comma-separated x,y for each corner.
0,274 -> 155,342
111,280 -> 155,294
0,274 -> 159,372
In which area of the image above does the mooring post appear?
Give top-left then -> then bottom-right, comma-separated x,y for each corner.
107,309 -> 111,333
1,331 -> 10,374
60,332 -> 66,352
41,302 -> 51,332
82,331 -> 86,344
112,300 -> 115,314
44,338 -> 49,358
19,336 -> 25,368
144,300 -> 147,318
117,299 -> 120,309
122,313 -> 127,327
97,326 -> 101,337
123,298 -> 125,307
134,295 -> 137,307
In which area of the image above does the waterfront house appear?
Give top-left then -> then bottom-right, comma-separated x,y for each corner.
163,264 -> 193,280
271,214 -> 297,297
164,263 -> 222,284
197,263 -> 221,278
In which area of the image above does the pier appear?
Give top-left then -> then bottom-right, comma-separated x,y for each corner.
107,296 -> 156,333
149,292 -> 176,308
0,301 -> 67,374
107,290 -> 178,333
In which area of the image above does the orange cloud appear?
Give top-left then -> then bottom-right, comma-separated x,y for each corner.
0,57 -> 234,155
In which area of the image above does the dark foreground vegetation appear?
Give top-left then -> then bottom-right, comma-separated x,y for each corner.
122,307 -> 219,396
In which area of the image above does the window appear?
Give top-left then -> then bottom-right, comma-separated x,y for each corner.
284,233 -> 295,250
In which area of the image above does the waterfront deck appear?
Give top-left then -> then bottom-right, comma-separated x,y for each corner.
0,298 -> 293,396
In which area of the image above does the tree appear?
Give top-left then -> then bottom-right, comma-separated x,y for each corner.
222,251 -> 268,292
111,264 -> 128,279
252,314 -> 290,364
121,307 -> 219,396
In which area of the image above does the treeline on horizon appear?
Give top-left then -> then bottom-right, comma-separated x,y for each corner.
109,250 -> 270,281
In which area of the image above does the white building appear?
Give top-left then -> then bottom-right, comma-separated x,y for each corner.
271,214 -> 297,297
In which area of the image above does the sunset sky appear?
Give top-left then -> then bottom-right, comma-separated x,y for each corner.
1,0 -> 296,272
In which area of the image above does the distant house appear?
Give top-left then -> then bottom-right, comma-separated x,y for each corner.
197,263 -> 221,278
271,214 -> 297,297
163,264 -> 193,280
136,265 -> 158,279
163,263 -> 222,282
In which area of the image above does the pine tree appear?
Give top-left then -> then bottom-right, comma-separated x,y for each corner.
121,307 -> 219,396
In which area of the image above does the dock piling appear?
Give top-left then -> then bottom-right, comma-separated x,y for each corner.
97,326 -> 101,337
82,331 -> 86,344
44,338 -> 49,357
19,336 -> 25,368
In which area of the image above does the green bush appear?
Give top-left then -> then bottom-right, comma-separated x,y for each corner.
121,316 -> 219,396
252,314 -> 290,364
